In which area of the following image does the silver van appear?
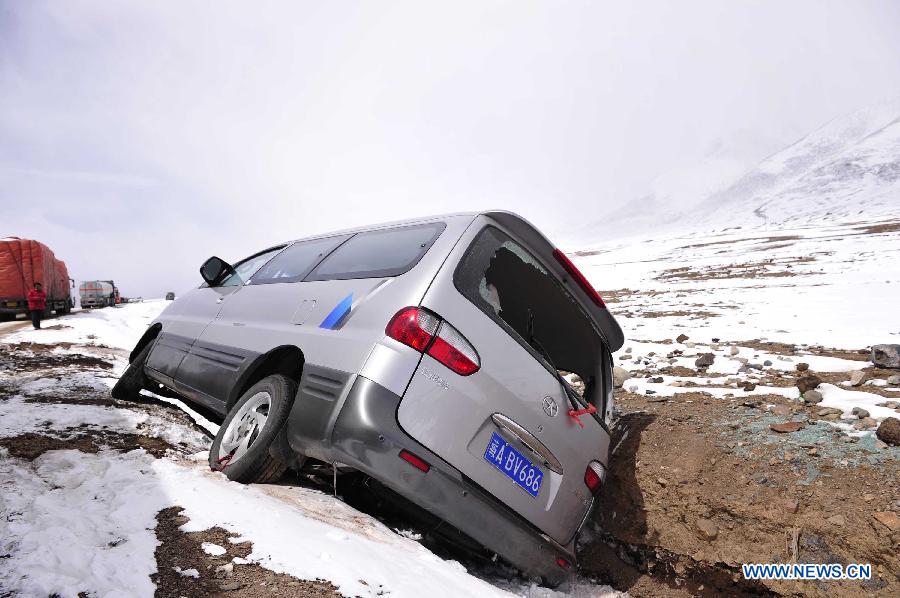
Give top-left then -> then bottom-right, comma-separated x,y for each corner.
114,211 -> 623,584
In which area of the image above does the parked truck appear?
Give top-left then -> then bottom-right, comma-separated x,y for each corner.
0,237 -> 74,320
79,280 -> 118,308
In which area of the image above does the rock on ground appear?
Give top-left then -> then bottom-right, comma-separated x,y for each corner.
849,370 -> 867,386
875,417 -> 900,446
613,366 -> 630,389
797,375 -> 821,394
695,353 -> 715,368
872,344 -> 900,368
803,390 -> 823,404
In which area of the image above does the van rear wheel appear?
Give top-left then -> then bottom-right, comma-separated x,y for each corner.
209,374 -> 296,484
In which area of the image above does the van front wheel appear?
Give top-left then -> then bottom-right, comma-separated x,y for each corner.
209,375 -> 296,484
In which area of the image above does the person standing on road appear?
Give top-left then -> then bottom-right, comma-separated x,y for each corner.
27,282 -> 47,329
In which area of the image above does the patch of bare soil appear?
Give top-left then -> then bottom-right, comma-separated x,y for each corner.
733,340 -> 870,362
580,390 -> 900,597
153,507 -> 343,597
0,429 -> 175,460
655,259 -> 809,283
855,221 -> 900,235
636,310 -> 721,319
0,342 -> 113,371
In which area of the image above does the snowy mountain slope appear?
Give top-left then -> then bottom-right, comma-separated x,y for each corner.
583,99 -> 900,239
696,99 -> 900,228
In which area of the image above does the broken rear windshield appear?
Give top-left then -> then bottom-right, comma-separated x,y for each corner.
453,226 -> 604,388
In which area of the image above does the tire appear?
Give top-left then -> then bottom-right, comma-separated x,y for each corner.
209,374 -> 296,484
111,341 -> 153,401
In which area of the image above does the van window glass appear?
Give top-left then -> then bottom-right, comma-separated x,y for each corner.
454,226 -> 603,396
250,236 -> 348,285
305,222 -> 446,281
220,247 -> 284,287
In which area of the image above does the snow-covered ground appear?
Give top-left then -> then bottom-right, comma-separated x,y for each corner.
0,302 -> 622,598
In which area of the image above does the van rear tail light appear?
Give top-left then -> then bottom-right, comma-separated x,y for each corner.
584,460 -> 606,495
399,449 -> 430,473
385,307 -> 440,352
552,249 -> 606,308
386,307 -> 481,376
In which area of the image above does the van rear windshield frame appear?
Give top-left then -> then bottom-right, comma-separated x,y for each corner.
452,225 -> 609,428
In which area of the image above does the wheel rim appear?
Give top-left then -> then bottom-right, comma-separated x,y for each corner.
218,391 -> 271,464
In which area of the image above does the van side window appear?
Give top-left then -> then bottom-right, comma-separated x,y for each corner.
220,247 -> 285,287
304,222 -> 446,281
249,236 -> 348,285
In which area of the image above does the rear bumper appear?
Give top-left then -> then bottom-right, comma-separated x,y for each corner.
328,376 -> 576,585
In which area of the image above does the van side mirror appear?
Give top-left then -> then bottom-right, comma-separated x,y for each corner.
200,256 -> 234,286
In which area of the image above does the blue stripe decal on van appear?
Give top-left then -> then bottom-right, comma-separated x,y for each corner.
319,293 -> 353,329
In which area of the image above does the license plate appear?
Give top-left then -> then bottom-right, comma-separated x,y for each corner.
5,302 -> 16,307
483,431 -> 543,497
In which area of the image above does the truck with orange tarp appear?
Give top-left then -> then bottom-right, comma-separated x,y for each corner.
0,237 -> 74,320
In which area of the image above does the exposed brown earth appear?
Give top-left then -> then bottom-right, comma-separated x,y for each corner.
0,429 -> 175,460
581,387 -> 900,597
153,507 -> 343,598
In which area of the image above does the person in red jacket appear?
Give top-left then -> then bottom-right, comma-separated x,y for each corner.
27,282 -> 47,329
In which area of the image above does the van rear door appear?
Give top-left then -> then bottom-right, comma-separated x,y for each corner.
396,218 -> 612,546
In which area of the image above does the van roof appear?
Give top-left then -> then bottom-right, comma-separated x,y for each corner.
283,210 -> 624,351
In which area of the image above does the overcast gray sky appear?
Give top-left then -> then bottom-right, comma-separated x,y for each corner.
2,0 -> 900,298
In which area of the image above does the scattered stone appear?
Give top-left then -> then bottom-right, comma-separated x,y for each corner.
696,518 -> 718,541
742,382 -> 757,392
747,363 -> 764,371
763,360 -> 773,367
649,376 -> 664,383
783,451 -> 794,461
849,370 -> 867,387
802,390 -> 823,404
807,448 -> 818,456
712,337 -> 720,343
880,401 -> 900,409
220,581 -> 243,591
826,514 -> 846,526
770,421 -> 805,433
676,334 -> 689,343
853,417 -> 876,430
797,375 -> 821,394
684,341 -> 696,348
796,362 -> 809,372
613,366 -> 630,389
851,407 -> 870,419
772,405 -> 790,417
887,375 -> 900,386
769,457 -> 779,466
624,346 -> 632,354
657,477 -> 668,487
729,346 -> 739,356
783,499 -> 799,514
817,407 -> 842,417
873,511 -> 900,532
695,353 -> 715,368
863,493 -> 875,502
875,417 -> 900,446
872,344 -> 900,368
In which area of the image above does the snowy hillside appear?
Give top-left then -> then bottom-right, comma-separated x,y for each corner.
586,100 -> 900,238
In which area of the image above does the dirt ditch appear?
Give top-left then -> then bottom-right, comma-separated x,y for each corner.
581,388 -> 900,597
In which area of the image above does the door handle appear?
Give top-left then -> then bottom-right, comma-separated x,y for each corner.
491,413 -> 564,474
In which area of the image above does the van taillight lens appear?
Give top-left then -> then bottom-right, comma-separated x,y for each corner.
552,249 -> 606,308
386,307 -> 480,376
584,461 -> 606,495
385,307 -> 440,352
